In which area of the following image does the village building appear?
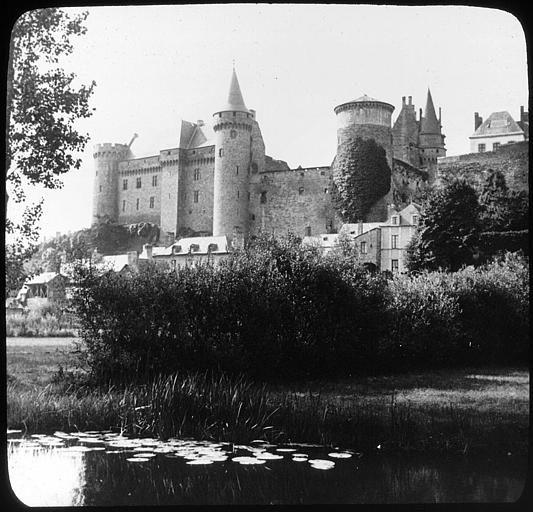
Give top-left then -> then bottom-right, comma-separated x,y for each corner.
469,107 -> 529,153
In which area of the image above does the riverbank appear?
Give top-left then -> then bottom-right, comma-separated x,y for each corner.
6,339 -> 529,457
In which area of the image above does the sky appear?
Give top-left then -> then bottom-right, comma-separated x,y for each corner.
6,4 -> 529,239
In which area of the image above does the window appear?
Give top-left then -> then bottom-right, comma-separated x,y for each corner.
412,215 -> 419,225
360,241 -> 367,254
122,200 -> 126,212
299,187 -> 304,195
236,165 -> 239,175
136,177 -> 142,188
219,148 -> 223,157
99,185 -> 102,192
208,243 -> 218,252
190,243 -> 200,252
260,191 -> 267,204
136,198 -> 140,210
194,190 -> 199,203
391,235 -> 399,249
149,197 -> 154,208
305,226 -> 312,236
391,259 -> 399,273
152,175 -> 158,186
123,179 -> 128,190
507,140 -> 515,144
194,169 -> 200,181
478,143 -> 486,153
247,192 -> 250,201
237,190 -> 240,199
391,215 -> 398,225
230,129 -> 237,139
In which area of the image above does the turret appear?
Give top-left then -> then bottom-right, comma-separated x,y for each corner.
212,68 -> 254,240
334,94 -> 395,168
92,143 -> 129,224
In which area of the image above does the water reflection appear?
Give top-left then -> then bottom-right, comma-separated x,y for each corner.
7,431 -> 526,505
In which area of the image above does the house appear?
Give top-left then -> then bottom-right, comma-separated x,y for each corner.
19,272 -> 69,303
303,203 -> 421,273
469,108 -> 528,153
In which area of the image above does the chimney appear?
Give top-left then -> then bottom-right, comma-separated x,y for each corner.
419,108 -> 423,122
249,109 -> 256,119
408,95 -> 412,106
127,251 -> 138,269
358,220 -> 364,235
144,244 -> 153,260
474,112 -> 483,130
402,96 -> 406,105
197,120 -> 204,127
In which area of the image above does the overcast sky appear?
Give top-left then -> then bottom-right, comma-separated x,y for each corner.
7,4 -> 528,238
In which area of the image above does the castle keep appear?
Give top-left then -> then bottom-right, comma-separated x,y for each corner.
93,69 -> 446,243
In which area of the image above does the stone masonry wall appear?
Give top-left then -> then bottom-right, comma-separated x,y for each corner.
117,155 -> 161,225
249,167 -> 338,237
437,141 -> 528,192
177,146 -> 215,236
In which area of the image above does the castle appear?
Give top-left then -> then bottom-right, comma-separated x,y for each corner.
92,68 -> 446,245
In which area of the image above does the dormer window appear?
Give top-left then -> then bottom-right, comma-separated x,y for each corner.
190,243 -> 200,253
412,215 -> 419,225
391,215 -> 399,225
172,245 -> 182,254
208,243 -> 218,252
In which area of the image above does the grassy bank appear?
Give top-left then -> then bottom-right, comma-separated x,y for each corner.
7,341 -> 529,456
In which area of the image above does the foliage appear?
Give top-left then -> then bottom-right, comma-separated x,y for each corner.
72,227 -> 528,383
332,137 -> 391,222
6,8 -> 94,294
478,171 -> 528,232
406,180 -> 480,272
73,232 -> 388,383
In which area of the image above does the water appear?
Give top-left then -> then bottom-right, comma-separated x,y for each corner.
7,431 -> 526,505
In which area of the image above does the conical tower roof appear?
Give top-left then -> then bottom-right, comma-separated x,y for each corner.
420,89 -> 441,134
218,67 -> 249,113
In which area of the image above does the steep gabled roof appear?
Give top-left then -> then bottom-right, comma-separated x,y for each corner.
470,111 -> 524,138
217,68 -> 249,113
26,272 -> 62,285
420,89 -> 441,134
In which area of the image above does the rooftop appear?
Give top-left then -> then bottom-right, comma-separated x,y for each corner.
470,111 -> 524,138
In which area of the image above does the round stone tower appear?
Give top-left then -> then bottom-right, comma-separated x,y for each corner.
334,94 -> 395,168
212,68 -> 253,240
92,143 -> 129,224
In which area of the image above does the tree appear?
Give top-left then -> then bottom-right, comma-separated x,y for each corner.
479,171 -> 528,232
332,137 -> 391,222
406,180 -> 481,272
5,8 -> 95,294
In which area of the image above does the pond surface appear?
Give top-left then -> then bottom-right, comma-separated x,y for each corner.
7,430 -> 526,505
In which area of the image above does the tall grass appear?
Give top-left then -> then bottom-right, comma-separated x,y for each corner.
7,370 -> 528,455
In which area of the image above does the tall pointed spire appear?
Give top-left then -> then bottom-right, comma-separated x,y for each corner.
420,88 -> 441,134
220,67 -> 248,113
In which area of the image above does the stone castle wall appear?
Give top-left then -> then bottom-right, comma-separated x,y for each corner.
177,146 -> 216,236
437,141 -> 528,192
249,166 -> 339,237
117,155 -> 161,225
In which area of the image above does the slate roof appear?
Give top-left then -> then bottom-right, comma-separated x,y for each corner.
420,89 -> 441,134
470,111 -> 524,138
26,272 -> 62,285
218,68 -> 249,113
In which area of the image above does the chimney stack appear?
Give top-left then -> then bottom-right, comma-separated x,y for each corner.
408,95 -> 412,105
197,120 -> 204,127
419,108 -> 423,122
474,112 -> 483,130
402,96 -> 406,105
143,244 -> 153,260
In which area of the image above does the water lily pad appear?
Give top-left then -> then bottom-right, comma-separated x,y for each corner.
308,459 -> 335,470
276,448 -> 297,452
254,452 -> 284,460
7,429 -> 22,435
133,453 -> 156,458
126,457 -> 150,462
232,456 -> 266,465
292,457 -> 308,462
292,453 -> 308,457
328,452 -> 352,458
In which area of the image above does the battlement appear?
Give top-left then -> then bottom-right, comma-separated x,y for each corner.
93,143 -> 130,159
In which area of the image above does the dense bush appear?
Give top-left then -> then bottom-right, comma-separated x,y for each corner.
72,234 -> 529,383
